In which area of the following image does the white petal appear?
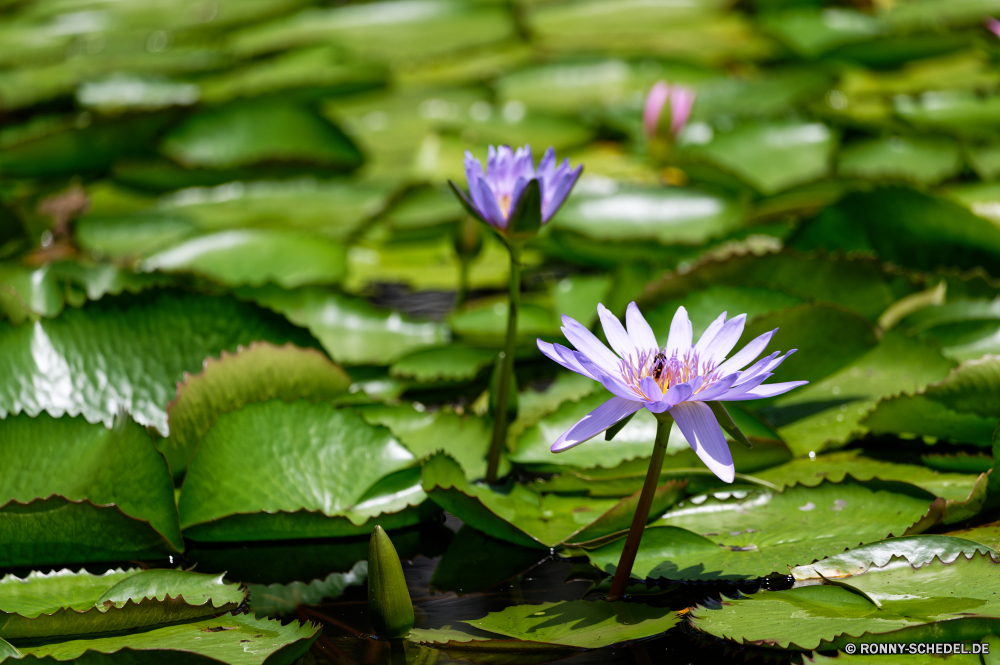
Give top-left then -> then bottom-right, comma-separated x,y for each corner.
668,401 -> 734,483
694,312 -> 727,356
665,306 -> 693,357
702,314 -> 746,367
597,304 -> 639,362
625,302 -> 658,351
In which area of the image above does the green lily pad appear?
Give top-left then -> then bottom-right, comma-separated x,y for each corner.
464,599 -> 680,649
791,187 -> 1000,275
837,135 -> 962,185
895,91 -> 1000,137
764,331 -> 955,457
230,0 -> 515,61
238,285 -> 449,365
0,290 -> 312,433
681,121 -> 836,195
759,8 -> 884,58
178,400 -> 425,541
17,612 -> 318,664
756,450 -> 982,505
162,342 -> 351,479
359,404 -> 506,481
0,263 -> 64,322
640,251 -> 903,324
0,413 -> 182,568
388,346 -> 496,383
448,296 -> 559,346
552,184 -> 745,245
789,535 -> 998,582
0,569 -> 244,639
140,229 -> 346,288
248,561 -> 367,618
506,372 -> 598,446
690,552 -> 1000,651
586,479 -> 932,581
161,99 -> 361,170
421,454 -> 683,549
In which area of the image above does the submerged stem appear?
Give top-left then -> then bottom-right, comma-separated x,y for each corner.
485,245 -> 521,484
607,412 -> 673,601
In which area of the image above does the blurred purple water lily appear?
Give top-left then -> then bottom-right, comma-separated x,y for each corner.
643,81 -> 696,140
537,303 -> 806,483
449,145 -> 582,239
988,16 -> 1000,39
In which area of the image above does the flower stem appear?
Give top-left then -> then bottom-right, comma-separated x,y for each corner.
607,412 -> 673,601
485,245 -> 521,484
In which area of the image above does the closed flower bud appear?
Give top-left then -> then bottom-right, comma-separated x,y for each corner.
367,525 -> 414,638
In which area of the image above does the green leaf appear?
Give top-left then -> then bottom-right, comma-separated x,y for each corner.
0,263 -> 63,323
0,290 -> 313,434
368,525 -> 414,638
791,187 -> 1000,275
837,135 -> 962,185
552,185 -> 745,245
641,251 -> 902,324
895,91 -> 1000,137
237,285 -> 449,365
586,479 -> 932,581
681,121 -> 835,195
789,535 -> 998,582
17,612 -> 318,664
764,331 -> 955,457
921,355 -> 1000,419
178,400 -> 422,541
689,553 -> 1000,651
420,454 -> 682,549
759,8 -> 883,58
388,346 -> 496,383
140,229 -> 346,288
248,561 -> 367,618
0,413 -> 182,567
161,99 -> 361,170
0,569 -> 245,639
506,372 -> 598,446
359,403 -> 506,481
0,638 -> 18,660
162,342 -> 351,479
465,599 -> 680,649
448,296 -> 559,346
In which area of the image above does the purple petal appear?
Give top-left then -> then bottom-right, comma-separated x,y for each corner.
668,401 -> 734,483
663,382 -> 693,406
725,380 -> 809,401
694,312 -> 727,356
732,350 -> 781,386
464,150 -> 484,189
689,373 -> 739,402
560,314 -> 622,376
552,396 -> 644,452
716,329 -> 775,376
720,372 -> 773,400
665,306 -> 693,356
537,339 -> 599,380
702,314 -> 746,367
514,145 -> 535,180
473,175 -> 506,229
669,86 -> 696,137
542,163 -> 582,222
597,303 -> 638,362
509,176 -> 530,215
625,302 -> 658,351
988,16 -> 1000,39
643,81 -> 670,139
640,376 -> 664,401
537,146 -> 556,180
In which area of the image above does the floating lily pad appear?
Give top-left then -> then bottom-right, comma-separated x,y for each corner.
421,454 -> 683,549
789,535 -> 997,582
238,285 -> 449,365
0,290 -> 312,433
248,561 -> 367,618
140,229 -> 347,288
586,479 -> 932,581
690,552 -> 1000,651
464,599 -> 680,649
388,346 -> 496,383
448,296 -> 559,346
161,99 -> 361,170
0,263 -> 64,322
0,569 -> 244,639
18,612 -> 318,664
360,404 -> 505,481
0,413 -> 182,568
162,342 -> 351,479
430,527 -> 545,594
682,121 -> 835,195
552,184 -> 745,245
837,135 -> 962,185
178,400 -> 425,541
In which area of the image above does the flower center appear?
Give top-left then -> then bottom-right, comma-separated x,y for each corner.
619,348 -> 720,401
498,194 -> 512,218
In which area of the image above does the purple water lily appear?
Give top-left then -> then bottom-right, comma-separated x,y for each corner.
643,81 -> 696,140
537,303 -> 806,483
451,145 -> 582,234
